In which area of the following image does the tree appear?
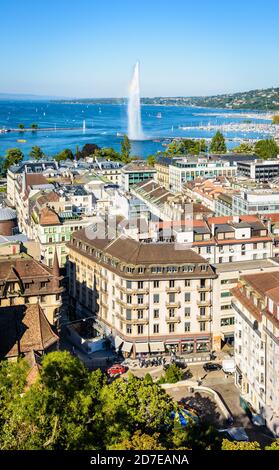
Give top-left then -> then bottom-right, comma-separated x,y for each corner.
221,439 -> 261,450
167,139 -> 207,156
18,124 -> 25,130
158,364 -> 184,384
77,143 -> 100,159
54,148 -> 74,162
29,146 -> 44,161
94,147 -> 122,162
121,135 -> 131,163
209,131 -> 227,154
254,138 -> 279,160
272,115 -> 279,125
110,431 -> 165,450
0,352 -> 222,451
147,155 -> 156,167
170,420 -> 221,450
0,352 -> 106,450
265,439 -> 279,450
3,148 -> 24,171
97,372 -> 174,448
232,142 -> 254,154
31,123 -> 38,130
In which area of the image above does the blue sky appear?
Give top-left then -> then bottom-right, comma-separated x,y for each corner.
1,0 -> 279,97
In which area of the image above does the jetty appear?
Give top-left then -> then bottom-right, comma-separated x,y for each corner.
0,126 -> 83,134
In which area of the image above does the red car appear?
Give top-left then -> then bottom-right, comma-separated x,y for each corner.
106,363 -> 127,376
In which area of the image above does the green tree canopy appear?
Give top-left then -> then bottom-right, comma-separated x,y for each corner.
110,431 -> 165,450
54,148 -> 74,162
147,154 -> 156,167
221,439 -> 261,450
18,124 -> 25,130
254,138 -> 279,160
167,139 -> 207,156
265,438 -> 279,450
272,115 -> 279,125
209,131 -> 227,154
158,363 -> 184,384
31,123 -> 38,130
3,148 -> 24,171
121,135 -> 131,163
75,143 -> 100,159
94,147 -> 122,162
29,146 -> 45,161
232,142 -> 254,154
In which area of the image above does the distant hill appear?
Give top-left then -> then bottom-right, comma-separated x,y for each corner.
56,87 -> 279,110
142,88 -> 279,110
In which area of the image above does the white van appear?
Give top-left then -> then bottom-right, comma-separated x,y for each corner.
222,359 -> 236,374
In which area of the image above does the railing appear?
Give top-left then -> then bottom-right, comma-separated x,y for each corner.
166,287 -> 181,294
166,315 -> 181,323
166,302 -> 181,309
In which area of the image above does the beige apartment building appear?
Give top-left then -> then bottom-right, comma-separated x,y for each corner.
68,229 -> 217,356
232,272 -> 279,436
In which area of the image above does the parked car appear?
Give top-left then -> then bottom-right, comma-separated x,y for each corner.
203,362 -> 222,372
106,363 -> 127,376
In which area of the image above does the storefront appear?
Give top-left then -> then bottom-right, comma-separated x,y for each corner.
181,339 -> 195,354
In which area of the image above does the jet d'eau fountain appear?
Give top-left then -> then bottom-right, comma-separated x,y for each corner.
128,61 -> 144,140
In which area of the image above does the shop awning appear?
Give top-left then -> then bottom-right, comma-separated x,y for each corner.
135,342 -> 149,353
121,341 -> 133,353
114,336 -> 124,349
149,342 -> 165,352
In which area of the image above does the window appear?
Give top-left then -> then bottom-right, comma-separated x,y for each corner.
137,325 -> 144,335
41,295 -> 47,303
127,295 -> 132,304
153,294 -> 160,304
199,307 -> 206,316
200,292 -> 206,301
138,281 -> 144,289
169,293 -> 175,303
169,308 -> 175,317
153,309 -> 159,318
184,307 -> 191,317
126,309 -> 132,320
185,293 -> 191,302
220,317 -> 235,326
169,280 -> 175,288
200,321 -> 206,332
126,324 -> 132,334
185,280 -> 191,287
137,295 -> 144,304
153,280 -> 159,288
200,279 -> 206,288
126,280 -> 132,289
153,324 -> 159,334
184,322 -> 190,332
137,310 -> 144,319
41,282 -> 47,288
169,323 -> 175,333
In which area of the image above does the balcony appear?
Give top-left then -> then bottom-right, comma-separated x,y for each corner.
166,315 -> 181,323
197,300 -> 212,307
115,283 -> 149,295
133,303 -> 149,310
197,314 -> 212,322
166,302 -> 181,309
197,286 -> 212,292
116,313 -> 149,324
166,286 -> 181,294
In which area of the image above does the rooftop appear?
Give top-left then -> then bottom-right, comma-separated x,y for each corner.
0,304 -> 58,359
